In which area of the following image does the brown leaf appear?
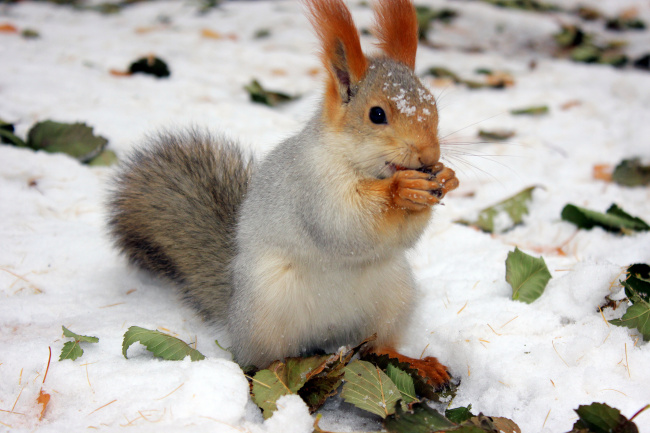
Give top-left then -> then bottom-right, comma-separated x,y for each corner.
37,389 -> 50,421
593,164 -> 613,182
0,23 -> 18,33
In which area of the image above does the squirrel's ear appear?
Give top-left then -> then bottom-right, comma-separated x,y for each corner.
304,0 -> 368,105
373,0 -> 418,70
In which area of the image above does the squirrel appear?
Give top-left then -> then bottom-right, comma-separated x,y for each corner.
108,0 -> 459,385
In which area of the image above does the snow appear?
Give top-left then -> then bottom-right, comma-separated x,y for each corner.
1,0 -> 650,432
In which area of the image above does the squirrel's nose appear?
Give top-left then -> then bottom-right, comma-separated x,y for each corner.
417,141 -> 441,167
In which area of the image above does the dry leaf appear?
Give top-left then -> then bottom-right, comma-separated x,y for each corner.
201,28 -> 222,39
109,69 -> 132,77
593,164 -> 613,181
37,389 -> 50,420
0,23 -> 18,33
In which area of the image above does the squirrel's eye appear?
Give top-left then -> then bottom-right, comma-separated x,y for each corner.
369,106 -> 387,125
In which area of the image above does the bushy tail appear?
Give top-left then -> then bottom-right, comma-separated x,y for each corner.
108,131 -> 253,323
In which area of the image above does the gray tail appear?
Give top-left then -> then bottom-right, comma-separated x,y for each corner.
108,130 -> 253,323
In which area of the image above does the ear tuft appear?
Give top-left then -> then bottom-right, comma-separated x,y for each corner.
304,0 -> 368,104
373,0 -> 418,70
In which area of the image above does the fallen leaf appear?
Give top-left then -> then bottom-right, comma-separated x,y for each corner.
478,129 -> 515,141
0,23 -> 18,33
568,402 -> 639,433
37,389 -> 50,421
385,402 -> 456,432
561,203 -> 650,234
457,186 -> 536,233
510,105 -> 549,116
59,326 -> 99,361
244,79 -> 296,106
122,326 -> 205,361
506,247 -> 552,304
128,56 -> 170,78
27,121 -> 108,162
341,360 -> 401,418
612,158 -> 650,187
592,164 -> 612,182
201,28 -> 222,39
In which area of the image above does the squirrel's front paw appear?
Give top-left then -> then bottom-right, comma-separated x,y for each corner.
426,162 -> 459,200
390,164 -> 458,210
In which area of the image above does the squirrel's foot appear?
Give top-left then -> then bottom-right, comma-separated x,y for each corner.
371,346 -> 450,389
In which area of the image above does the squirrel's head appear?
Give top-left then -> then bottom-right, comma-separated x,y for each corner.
304,0 -> 440,179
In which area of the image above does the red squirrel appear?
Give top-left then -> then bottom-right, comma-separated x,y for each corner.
108,0 -> 458,386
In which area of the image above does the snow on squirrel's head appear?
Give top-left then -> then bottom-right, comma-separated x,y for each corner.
304,0 -> 441,178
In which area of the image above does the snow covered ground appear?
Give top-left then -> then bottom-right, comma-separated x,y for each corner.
1,0 -> 649,431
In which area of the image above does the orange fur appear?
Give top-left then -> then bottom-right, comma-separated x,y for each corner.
372,346 -> 450,387
373,0 -> 418,70
303,0 -> 368,116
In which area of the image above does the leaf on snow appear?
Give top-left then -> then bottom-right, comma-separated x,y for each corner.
506,247 -> 552,304
27,120 -> 108,163
612,158 -> 650,187
244,79 -> 296,107
341,360 -> 401,418
59,326 -> 99,361
510,105 -> 549,116
568,402 -> 639,433
561,203 -> 649,234
37,389 -> 50,421
0,119 -> 26,147
128,55 -> 170,78
609,265 -> 650,340
122,326 -> 205,361
457,186 -> 536,233
384,402 -> 456,433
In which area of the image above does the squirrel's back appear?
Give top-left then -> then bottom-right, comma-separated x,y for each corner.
108,131 -> 253,322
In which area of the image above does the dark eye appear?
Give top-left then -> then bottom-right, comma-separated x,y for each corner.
369,106 -> 387,125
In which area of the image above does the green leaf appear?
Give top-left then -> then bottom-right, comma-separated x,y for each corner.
27,121 -> 108,162
244,79 -> 295,107
510,105 -> 549,116
59,326 -> 99,361
86,149 -> 118,166
611,264 -> 650,341
249,335 -> 376,418
457,186 -> 536,233
610,302 -> 650,341
570,402 -> 639,433
446,405 -> 474,424
386,364 -> 418,407
0,120 -> 27,147
129,56 -> 170,78
384,402 -> 456,433
341,360 -> 401,418
478,129 -> 515,141
561,204 -> 650,233
252,354 -> 341,418
621,264 -> 650,301
612,158 -> 650,187
122,326 -> 205,361
506,247 -> 552,303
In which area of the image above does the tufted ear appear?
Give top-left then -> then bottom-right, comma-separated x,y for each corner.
373,0 -> 418,70
304,0 -> 368,106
